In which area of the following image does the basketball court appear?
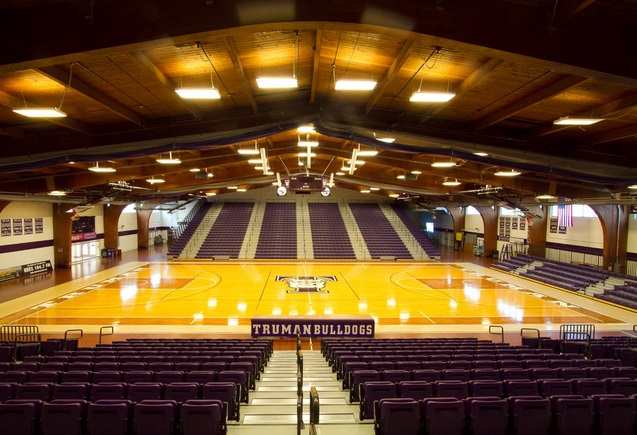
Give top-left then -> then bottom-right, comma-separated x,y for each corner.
0,261 -> 633,338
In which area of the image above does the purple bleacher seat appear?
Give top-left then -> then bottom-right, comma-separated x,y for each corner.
469,380 -> 504,398
180,399 -> 225,435
127,382 -> 163,403
538,378 -> 573,397
466,397 -> 508,435
421,397 -> 465,435
571,378 -> 606,397
359,381 -> 397,420
41,400 -> 85,435
586,367 -> 615,380
16,382 -> 52,401
28,370 -> 60,384
154,371 -> 185,384
201,381 -> 240,422
92,371 -> 123,383
52,383 -> 90,400
398,380 -> 432,400
592,394 -> 636,435
508,396 -> 551,435
0,401 -> 38,435
123,370 -> 154,384
374,397 -> 420,435
87,400 -> 132,435
90,382 -> 127,401
550,394 -> 593,435
381,369 -> 411,384
442,369 -> 471,382
163,382 -> 199,403
133,399 -> 177,435
470,368 -> 500,381
217,371 -> 249,404
606,378 -> 637,396
433,380 -> 468,399
504,380 -> 539,397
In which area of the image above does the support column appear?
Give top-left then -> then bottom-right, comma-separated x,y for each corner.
526,205 -> 548,257
474,206 -> 498,258
137,209 -> 152,249
446,206 -> 466,251
103,204 -> 127,252
52,203 -> 75,268
589,204 -> 628,270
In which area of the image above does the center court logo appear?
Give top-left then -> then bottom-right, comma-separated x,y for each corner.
276,275 -> 337,293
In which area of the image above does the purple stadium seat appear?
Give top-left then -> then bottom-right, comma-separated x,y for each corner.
92,371 -> 123,383
201,382 -> 240,422
466,397 -> 508,435
557,367 -> 586,380
374,397 -> 420,435
411,369 -> 441,383
538,379 -> 573,397
442,369 -> 470,381
186,371 -> 217,385
163,382 -> 199,403
41,400 -> 85,435
0,382 -> 16,402
28,371 -> 60,384
349,370 -> 381,402
571,378 -> 606,397
133,399 -> 177,435
470,368 -> 500,381
16,382 -> 52,401
123,370 -> 154,384
398,380 -> 432,400
508,396 -> 551,435
606,378 -> 637,396
155,371 -> 185,384
381,370 -> 411,384
90,382 -> 127,401
469,380 -> 504,398
433,380 -> 468,399
550,394 -> 594,435
421,397 -> 464,435
504,380 -> 539,397
585,367 -> 615,380
127,382 -> 163,403
52,383 -> 90,400
87,400 -> 132,435
592,394 -> 636,435
359,381 -> 397,420
0,401 -> 37,435
180,399 -> 225,435
217,371 -> 249,404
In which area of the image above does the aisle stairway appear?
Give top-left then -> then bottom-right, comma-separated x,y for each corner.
232,350 -> 369,434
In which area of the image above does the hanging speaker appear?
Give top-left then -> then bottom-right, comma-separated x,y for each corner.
404,173 -> 418,181
195,172 -> 208,180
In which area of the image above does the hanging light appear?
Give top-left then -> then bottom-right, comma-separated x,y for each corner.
257,31 -> 299,89
442,178 -> 461,186
14,62 -> 74,118
553,116 -> 603,126
535,194 -> 555,200
409,47 -> 455,103
176,43 -> 221,99
431,159 -> 456,168
335,80 -> 377,91
88,162 -> 116,173
494,169 -> 521,177
147,176 -> 165,184
238,140 -> 261,155
156,151 -> 181,164
47,190 -> 67,196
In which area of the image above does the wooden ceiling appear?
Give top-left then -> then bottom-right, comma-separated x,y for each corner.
0,0 -> 636,210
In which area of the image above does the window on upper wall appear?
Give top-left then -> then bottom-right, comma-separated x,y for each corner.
465,206 -> 480,215
549,204 -> 597,218
499,207 -> 525,216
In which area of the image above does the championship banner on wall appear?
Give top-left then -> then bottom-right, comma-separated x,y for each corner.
251,316 -> 375,338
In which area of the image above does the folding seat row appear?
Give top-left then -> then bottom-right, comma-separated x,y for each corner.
350,373 -> 637,403
0,398 -> 227,435
373,394 -> 636,435
0,381 -> 241,420
0,367 -> 254,388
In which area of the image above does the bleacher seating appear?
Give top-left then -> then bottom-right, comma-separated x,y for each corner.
596,281 -> 637,310
167,202 -> 213,257
390,204 -> 440,259
349,203 -> 412,259
308,203 -> 356,259
254,202 -> 297,259
196,202 -> 254,259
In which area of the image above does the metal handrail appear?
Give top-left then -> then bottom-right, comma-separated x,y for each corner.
488,325 -> 504,343
98,326 -> 114,344
64,328 -> 84,340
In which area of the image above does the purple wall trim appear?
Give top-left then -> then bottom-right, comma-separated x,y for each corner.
0,239 -> 54,254
118,230 -> 138,237
545,241 -> 603,256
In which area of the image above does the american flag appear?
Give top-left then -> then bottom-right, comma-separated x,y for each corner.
557,198 -> 573,227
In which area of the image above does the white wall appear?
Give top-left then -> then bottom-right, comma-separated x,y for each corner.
0,201 -> 54,270
117,208 -> 138,252
546,216 -> 603,248
627,214 -> 637,254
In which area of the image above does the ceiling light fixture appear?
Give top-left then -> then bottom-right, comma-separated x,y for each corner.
257,31 -> 299,89
397,174 -> 405,180
189,168 -> 200,172
431,160 -> 456,168
297,141 -> 319,147
47,190 -> 67,196
357,147 -> 378,156
474,152 -> 488,157
147,176 -> 165,184
442,178 -> 461,186
297,125 -> 315,133
370,187 -> 380,191
360,189 -> 371,193
411,170 -> 422,174
628,185 -> 637,190
410,47 -> 456,103
553,116 -> 604,126
156,151 -> 181,164
176,42 -> 222,99
335,80 -> 377,91
238,140 -> 261,155
494,169 -> 521,177
535,194 -> 555,200
14,62 -> 74,118
88,162 -> 116,173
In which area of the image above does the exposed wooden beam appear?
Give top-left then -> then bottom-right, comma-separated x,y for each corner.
365,39 -> 416,115
424,57 -> 503,121
223,36 -> 258,114
37,65 -> 146,126
0,125 -> 26,140
551,0 -> 598,30
579,124 -> 637,147
310,29 -> 324,105
131,51 -> 202,120
473,75 -> 589,130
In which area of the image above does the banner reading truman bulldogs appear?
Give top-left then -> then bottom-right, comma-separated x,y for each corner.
251,317 -> 375,338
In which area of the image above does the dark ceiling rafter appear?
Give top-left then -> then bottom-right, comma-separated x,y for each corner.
223,36 -> 258,114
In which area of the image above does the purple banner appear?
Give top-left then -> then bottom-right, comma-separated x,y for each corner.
251,316 -> 375,338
